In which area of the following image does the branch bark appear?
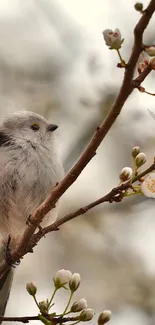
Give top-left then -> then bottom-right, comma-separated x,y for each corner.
0,315 -> 79,323
132,63 -> 153,87
30,162 -> 155,247
0,0 -> 155,278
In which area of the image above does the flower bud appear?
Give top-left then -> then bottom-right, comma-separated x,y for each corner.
138,86 -> 145,93
119,167 -> 133,182
135,153 -> 146,167
137,59 -> 148,74
132,146 -> 140,158
141,173 -> 155,198
69,273 -> 81,292
80,308 -> 94,321
98,310 -> 112,325
102,29 -> 123,50
26,282 -> 37,296
71,298 -> 88,312
38,300 -> 49,315
134,2 -> 143,12
144,46 -> 155,57
53,269 -> 72,288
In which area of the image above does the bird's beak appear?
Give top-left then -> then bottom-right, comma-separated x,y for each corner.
47,124 -> 58,132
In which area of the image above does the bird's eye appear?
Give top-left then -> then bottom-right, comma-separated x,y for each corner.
31,123 -> 40,131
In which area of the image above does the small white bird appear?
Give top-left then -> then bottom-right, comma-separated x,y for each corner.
0,110 -> 64,317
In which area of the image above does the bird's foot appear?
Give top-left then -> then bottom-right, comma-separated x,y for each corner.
4,236 -> 20,268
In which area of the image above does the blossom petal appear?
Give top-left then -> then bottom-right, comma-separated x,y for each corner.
141,173 -> 155,198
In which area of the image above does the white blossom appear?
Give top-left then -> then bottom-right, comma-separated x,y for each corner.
98,310 -> 112,324
132,146 -> 140,158
53,269 -> 72,288
135,152 -> 146,167
71,298 -> 87,312
137,57 -> 149,74
80,308 -> 95,321
102,29 -> 123,50
69,273 -> 81,292
145,46 -> 155,57
119,167 -> 133,182
26,282 -> 37,296
141,173 -> 155,198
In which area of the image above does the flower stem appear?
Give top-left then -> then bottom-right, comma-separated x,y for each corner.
143,90 -> 155,96
124,191 -> 140,197
116,49 -> 126,67
133,159 -> 138,178
63,291 -> 74,315
71,320 -> 80,325
33,295 -> 40,309
56,311 -> 71,317
47,288 -> 57,310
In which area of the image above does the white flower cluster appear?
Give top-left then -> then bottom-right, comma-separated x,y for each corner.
27,270 -> 112,324
53,270 -> 111,323
119,146 -> 148,196
53,269 -> 94,321
119,145 -> 155,199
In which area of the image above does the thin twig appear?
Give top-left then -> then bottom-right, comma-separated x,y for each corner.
132,63 -> 152,87
0,316 -> 38,323
0,315 -> 79,323
30,162 -> 155,247
133,162 -> 155,182
143,90 -> 155,96
0,0 -> 155,278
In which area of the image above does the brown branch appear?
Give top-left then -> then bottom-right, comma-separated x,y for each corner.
133,162 -> 155,182
30,162 -> 155,247
0,315 -> 79,323
0,0 -> 155,278
132,63 -> 152,87
0,315 -> 38,323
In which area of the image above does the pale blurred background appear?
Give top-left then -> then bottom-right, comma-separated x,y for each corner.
1,0 -> 155,324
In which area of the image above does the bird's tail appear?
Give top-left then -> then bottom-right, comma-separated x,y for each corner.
0,246 -> 14,323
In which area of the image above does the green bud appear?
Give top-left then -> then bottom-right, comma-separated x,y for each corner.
38,300 -> 49,315
80,309 -> 94,321
53,269 -> 72,289
134,2 -> 143,12
98,311 -> 112,325
135,152 -> 147,167
119,167 -> 133,182
132,146 -> 140,158
71,298 -> 87,312
69,273 -> 81,292
26,282 -> 37,296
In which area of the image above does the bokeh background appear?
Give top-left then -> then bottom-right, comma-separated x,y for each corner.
1,0 -> 155,324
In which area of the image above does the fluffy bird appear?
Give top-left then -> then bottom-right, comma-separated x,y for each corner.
0,110 -> 64,317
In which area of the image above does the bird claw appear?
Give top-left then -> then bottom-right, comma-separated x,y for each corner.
4,236 -> 20,268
